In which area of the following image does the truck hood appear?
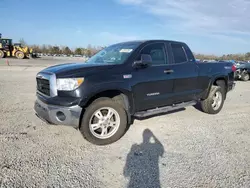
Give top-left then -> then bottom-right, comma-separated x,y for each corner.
41,62 -> 114,77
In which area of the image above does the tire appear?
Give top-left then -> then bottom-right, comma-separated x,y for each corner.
16,51 -> 25,59
241,72 -> 249,81
0,50 -> 5,58
80,97 -> 128,145
200,85 -> 225,114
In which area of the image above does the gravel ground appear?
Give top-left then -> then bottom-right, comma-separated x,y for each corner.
0,61 -> 250,188
0,57 -> 85,67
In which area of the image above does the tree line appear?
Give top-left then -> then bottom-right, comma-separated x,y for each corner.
21,39 -> 250,60
29,44 -> 250,61
29,44 -> 105,57
194,53 -> 250,61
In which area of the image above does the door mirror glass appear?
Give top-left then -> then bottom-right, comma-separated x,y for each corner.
133,54 -> 152,68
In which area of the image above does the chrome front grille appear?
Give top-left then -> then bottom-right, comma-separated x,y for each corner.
36,77 -> 50,96
36,72 -> 57,97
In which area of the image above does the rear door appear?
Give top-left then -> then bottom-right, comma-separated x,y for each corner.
167,42 -> 201,103
131,42 -> 175,111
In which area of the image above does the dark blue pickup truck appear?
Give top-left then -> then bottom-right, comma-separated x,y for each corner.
34,40 -> 236,145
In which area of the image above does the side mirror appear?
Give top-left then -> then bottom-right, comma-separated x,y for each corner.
133,54 -> 152,68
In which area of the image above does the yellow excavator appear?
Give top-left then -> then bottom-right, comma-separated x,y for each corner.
0,34 -> 33,59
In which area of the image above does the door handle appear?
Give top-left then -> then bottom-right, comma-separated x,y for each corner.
164,69 -> 174,74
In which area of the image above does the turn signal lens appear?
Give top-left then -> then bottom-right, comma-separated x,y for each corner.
77,78 -> 84,86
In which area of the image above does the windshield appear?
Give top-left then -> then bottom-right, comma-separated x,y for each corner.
86,42 -> 141,64
14,43 -> 22,47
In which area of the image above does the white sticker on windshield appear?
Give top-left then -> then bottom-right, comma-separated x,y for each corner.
120,49 -> 133,53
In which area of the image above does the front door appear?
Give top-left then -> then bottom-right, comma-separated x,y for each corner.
131,42 -> 175,112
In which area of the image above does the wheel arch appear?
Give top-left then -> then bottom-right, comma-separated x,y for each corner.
79,88 -> 134,124
202,76 -> 228,100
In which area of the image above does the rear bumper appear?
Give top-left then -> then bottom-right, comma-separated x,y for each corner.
34,98 -> 82,129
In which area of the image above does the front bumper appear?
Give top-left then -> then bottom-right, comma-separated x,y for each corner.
34,98 -> 82,129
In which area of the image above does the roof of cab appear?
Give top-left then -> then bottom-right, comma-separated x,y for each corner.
115,39 -> 185,45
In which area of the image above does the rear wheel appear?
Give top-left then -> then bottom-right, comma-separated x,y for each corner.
80,98 -> 128,145
16,51 -> 25,59
0,50 -> 5,58
241,72 -> 249,81
200,85 -> 225,114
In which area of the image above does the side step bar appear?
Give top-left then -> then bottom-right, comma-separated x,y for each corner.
134,100 -> 197,118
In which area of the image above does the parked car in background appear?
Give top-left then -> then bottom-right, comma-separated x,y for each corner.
235,62 -> 250,81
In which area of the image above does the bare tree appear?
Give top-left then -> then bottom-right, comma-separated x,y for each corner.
19,38 -> 27,46
63,46 -> 72,55
75,48 -> 82,55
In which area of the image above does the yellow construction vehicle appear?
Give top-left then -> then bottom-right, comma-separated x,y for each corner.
0,34 -> 33,59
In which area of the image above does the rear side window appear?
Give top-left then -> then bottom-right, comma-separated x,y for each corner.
171,43 -> 188,64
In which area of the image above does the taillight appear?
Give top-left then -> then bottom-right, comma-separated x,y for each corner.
232,65 -> 237,72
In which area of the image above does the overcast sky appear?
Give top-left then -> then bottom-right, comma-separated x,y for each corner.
1,0 -> 249,55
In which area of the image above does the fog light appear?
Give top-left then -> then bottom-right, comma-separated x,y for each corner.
56,111 -> 66,122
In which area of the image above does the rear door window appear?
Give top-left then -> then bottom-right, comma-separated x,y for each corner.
171,43 -> 188,64
183,45 -> 195,62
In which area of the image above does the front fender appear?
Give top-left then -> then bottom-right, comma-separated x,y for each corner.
78,82 -> 135,114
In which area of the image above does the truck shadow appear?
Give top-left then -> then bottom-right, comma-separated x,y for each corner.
192,103 -> 203,112
123,129 -> 165,188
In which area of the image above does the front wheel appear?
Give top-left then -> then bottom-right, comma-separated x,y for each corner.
80,98 -> 128,145
200,85 -> 225,114
16,51 -> 25,59
0,50 -> 5,58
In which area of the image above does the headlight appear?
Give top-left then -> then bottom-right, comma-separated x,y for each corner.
56,78 -> 84,91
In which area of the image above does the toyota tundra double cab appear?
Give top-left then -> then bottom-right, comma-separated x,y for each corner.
34,40 -> 236,145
